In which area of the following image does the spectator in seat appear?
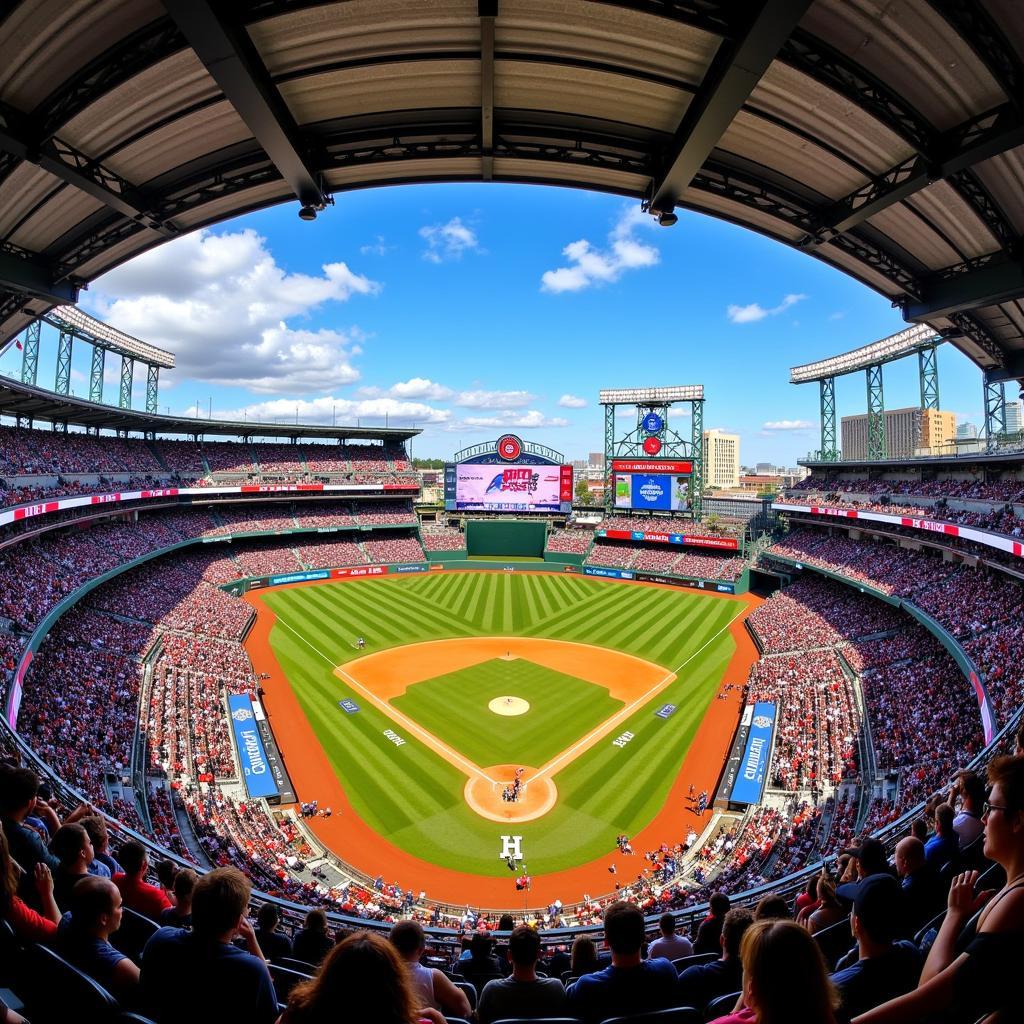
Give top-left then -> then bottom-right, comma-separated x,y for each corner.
754,894 -> 791,921
0,767 -> 60,889
279,929 -> 445,1024
694,891 -> 731,954
292,908 -> 333,965
140,866 -> 277,1024
830,874 -> 922,1019
894,836 -> 941,935
477,924 -> 567,1024
159,868 -> 196,929
678,908 -> 754,1012
389,919 -> 472,1019
924,803 -> 959,869
711,919 -> 838,1024
114,840 -> 171,919
854,755 -> 1024,1024
253,902 -> 292,963
50,823 -> 94,912
459,931 -> 503,990
0,826 -> 59,942
807,875 -> 846,935
1015,721 -> 1024,758
570,934 -> 600,977
80,815 -> 122,877
567,900 -> 679,1024
649,911 -> 694,960
155,859 -> 178,906
56,876 -> 140,1000
795,875 -> 820,920
492,911 -> 516,974
949,771 -> 986,850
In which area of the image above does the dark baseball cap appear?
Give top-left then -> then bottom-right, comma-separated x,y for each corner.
840,873 -> 904,942
841,837 -> 888,873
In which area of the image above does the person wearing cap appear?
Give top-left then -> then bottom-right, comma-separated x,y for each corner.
829,874 -> 922,1020
840,838 -> 894,885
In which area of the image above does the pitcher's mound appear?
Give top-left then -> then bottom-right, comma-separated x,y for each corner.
489,695 -> 530,716
465,766 -> 558,822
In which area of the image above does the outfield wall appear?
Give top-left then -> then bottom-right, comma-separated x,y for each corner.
466,519 -> 547,557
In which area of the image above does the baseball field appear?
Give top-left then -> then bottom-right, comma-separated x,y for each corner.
248,571 -> 751,897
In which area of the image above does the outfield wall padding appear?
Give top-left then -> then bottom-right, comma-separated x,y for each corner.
466,519 -> 546,557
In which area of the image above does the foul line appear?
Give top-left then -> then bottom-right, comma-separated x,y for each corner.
272,614 -> 497,784
534,604 -> 749,781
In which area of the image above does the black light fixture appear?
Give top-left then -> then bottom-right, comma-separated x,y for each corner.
298,204 -> 318,222
657,209 -> 678,227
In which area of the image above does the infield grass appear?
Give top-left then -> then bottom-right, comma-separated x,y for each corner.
261,572 -> 740,876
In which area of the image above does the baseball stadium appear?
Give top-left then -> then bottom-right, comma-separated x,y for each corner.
0,3 -> 1023,1024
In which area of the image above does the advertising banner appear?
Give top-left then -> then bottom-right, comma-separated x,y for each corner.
268,570 -> 330,586
729,701 -> 776,806
614,473 -> 690,511
390,564 -> 428,573
583,566 -> 635,580
611,459 -> 692,474
227,694 -> 279,799
596,529 -> 738,551
559,464 -> 574,503
331,565 -> 386,579
454,463 -> 564,512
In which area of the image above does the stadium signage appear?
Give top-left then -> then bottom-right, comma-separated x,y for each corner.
390,564 -> 428,573
729,701 -> 776,806
269,570 -> 330,586
331,565 -> 386,578
611,460 -> 692,474
774,502 -> 1024,559
596,529 -> 739,551
655,703 -> 677,719
338,699 -> 360,714
583,566 -> 635,580
227,694 -> 279,799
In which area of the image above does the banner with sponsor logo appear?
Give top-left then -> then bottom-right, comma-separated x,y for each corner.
614,473 -> 689,512
390,564 -> 428,573
583,566 -> 635,580
331,565 -> 386,579
227,694 -> 279,799
729,701 -> 776,806
268,570 -> 330,586
453,464 -> 564,512
611,460 -> 693,474
597,529 -> 739,551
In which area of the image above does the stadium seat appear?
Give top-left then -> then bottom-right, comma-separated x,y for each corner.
812,917 -> 853,969
671,952 -> 718,973
114,1015 -> 159,1024
269,963 -> 312,1003
0,919 -> 18,985
278,956 -> 317,975
704,992 -> 741,1021
110,907 -> 160,964
19,941 -> 120,1023
600,1007 -> 700,1024
452,978 -> 478,1009
492,1018 -> 582,1024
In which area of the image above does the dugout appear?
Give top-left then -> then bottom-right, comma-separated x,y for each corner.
466,519 -> 546,558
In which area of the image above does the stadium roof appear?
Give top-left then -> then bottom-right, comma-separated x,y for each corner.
0,1 -> 1023,381
0,376 -> 419,440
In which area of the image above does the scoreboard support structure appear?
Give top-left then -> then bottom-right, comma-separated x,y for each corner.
599,386 -> 705,519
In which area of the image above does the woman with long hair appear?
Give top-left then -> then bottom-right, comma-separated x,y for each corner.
0,826 -> 60,941
570,934 -> 600,977
806,873 -> 846,935
278,930 -> 444,1024
855,754 -> 1024,1024
711,919 -> 838,1024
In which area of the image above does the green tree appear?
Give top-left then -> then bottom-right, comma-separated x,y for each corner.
575,477 -> 592,503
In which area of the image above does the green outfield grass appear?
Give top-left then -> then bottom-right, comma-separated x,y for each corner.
392,658 -> 623,767
262,572 -> 740,877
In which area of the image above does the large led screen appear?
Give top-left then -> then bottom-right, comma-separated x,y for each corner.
614,473 -> 690,511
455,464 -> 564,512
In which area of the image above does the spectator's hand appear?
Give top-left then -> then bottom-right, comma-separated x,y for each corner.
34,862 -> 54,898
947,871 -> 994,920
66,802 -> 94,823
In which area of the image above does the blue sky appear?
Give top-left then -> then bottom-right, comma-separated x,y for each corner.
0,182 -> 989,465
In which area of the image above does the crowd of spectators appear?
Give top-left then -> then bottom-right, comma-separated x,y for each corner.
297,538 -> 367,569
362,535 -> 426,564
545,529 -> 591,554
586,541 -> 745,580
790,470 -> 1024,503
0,425 -> 162,475
420,526 -> 466,551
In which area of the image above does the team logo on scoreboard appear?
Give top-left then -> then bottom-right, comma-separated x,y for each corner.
752,715 -> 773,729
643,436 -> 662,455
496,433 -> 523,461
642,412 -> 663,433
231,707 -> 254,722
486,468 -> 540,494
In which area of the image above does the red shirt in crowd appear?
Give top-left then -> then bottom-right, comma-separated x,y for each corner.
5,895 -> 58,943
113,873 -> 172,919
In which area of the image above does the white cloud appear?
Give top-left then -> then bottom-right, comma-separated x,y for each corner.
727,293 -> 807,324
360,377 -> 455,401
558,394 -> 587,408
541,205 -> 659,293
443,410 -> 570,432
87,228 -> 378,392
359,235 -> 392,256
762,419 -> 814,431
455,389 -> 535,409
828,311 -> 845,321
419,217 -> 481,263
209,395 -> 451,426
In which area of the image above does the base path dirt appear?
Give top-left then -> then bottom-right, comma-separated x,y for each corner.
242,573 -> 761,907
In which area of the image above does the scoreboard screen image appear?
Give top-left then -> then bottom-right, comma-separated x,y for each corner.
614,473 -> 690,512
454,463 -> 567,512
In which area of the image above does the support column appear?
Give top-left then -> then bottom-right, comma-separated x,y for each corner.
54,330 -> 73,395
918,345 -> 939,409
603,403 -> 615,512
984,371 -> 1007,446
89,345 -> 105,403
146,364 -> 159,414
20,321 -> 40,386
119,355 -> 134,409
866,364 -> 886,460
819,376 -> 837,461
690,398 -> 704,519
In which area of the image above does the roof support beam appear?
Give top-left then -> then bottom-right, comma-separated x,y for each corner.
0,103 -> 176,236
649,0 -> 812,214
801,103 -> 1024,244
480,1 -> 497,181
0,249 -> 79,306
903,255 -> 1024,321
162,0 -> 326,210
